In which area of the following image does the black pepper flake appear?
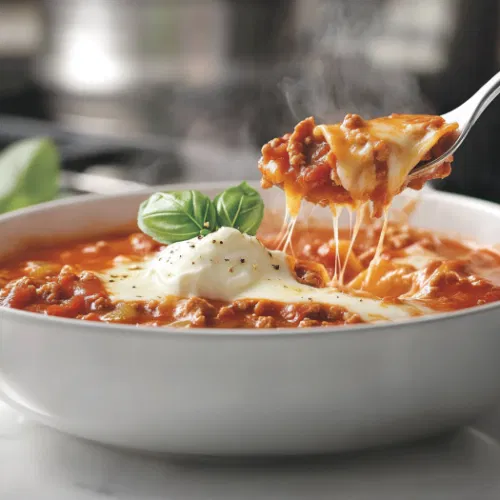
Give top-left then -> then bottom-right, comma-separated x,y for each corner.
308,297 -> 313,301
197,235 -> 203,240
224,258 -> 230,262
268,252 -> 272,257
110,274 -> 118,278
108,279 -> 115,283
229,267 -> 234,273
220,241 -> 223,244
272,264 -> 280,270
192,261 -> 195,265
190,245 -> 195,248
132,286 -> 136,289
212,239 -> 217,243
240,258 -> 245,263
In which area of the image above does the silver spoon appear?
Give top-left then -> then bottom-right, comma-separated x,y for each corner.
408,70 -> 500,181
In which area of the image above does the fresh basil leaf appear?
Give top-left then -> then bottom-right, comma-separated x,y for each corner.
214,182 -> 264,236
0,138 -> 60,213
138,190 -> 217,244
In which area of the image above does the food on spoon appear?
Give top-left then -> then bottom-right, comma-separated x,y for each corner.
258,114 -> 459,217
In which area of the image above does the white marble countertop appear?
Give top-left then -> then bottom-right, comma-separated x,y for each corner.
2,401 -> 500,500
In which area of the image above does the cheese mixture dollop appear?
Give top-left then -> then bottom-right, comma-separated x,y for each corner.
101,227 -> 426,322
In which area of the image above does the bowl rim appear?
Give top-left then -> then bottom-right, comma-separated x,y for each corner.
1,181 -> 500,338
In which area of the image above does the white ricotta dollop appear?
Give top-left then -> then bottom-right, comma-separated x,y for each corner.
100,227 -> 426,322
147,227 -> 291,301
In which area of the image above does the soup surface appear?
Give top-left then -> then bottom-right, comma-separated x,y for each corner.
1,216 -> 500,328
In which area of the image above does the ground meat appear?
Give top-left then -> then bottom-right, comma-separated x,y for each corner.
287,116 -> 316,170
342,113 -> 364,130
1,277 -> 37,309
281,304 -> 301,323
251,315 -> 276,328
254,300 -> 279,316
58,264 -> 77,277
281,302 -> 354,325
298,318 -> 321,327
37,282 -> 64,303
56,266 -> 79,295
325,305 -> 345,322
301,304 -> 323,319
216,305 -> 237,321
79,271 -> 98,282
281,303 -> 322,323
213,299 -> 257,321
173,297 -> 217,327
343,312 -> 363,324
73,271 -> 106,296
231,299 -> 257,312
86,293 -> 112,311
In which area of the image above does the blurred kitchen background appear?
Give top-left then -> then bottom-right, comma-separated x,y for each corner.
0,0 -> 498,200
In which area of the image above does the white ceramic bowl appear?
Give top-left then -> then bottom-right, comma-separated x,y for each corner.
1,182 -> 500,456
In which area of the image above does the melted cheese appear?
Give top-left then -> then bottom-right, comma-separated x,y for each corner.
100,227 -> 427,323
317,114 -> 458,201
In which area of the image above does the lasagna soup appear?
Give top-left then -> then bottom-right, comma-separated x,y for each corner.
1,216 -> 500,329
0,114 -> 498,329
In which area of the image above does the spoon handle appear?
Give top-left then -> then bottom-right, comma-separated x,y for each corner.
443,70 -> 500,128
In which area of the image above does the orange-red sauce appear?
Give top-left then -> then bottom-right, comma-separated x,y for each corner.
1,221 -> 500,328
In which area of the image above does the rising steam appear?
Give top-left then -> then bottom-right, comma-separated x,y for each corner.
280,0 -> 433,123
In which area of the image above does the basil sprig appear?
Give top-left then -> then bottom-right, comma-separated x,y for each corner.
138,190 -> 217,244
214,182 -> 264,236
0,138 -> 60,213
138,183 -> 265,243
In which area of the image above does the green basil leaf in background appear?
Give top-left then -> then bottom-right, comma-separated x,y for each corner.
137,190 -> 217,244
214,182 -> 264,236
0,138 -> 60,213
